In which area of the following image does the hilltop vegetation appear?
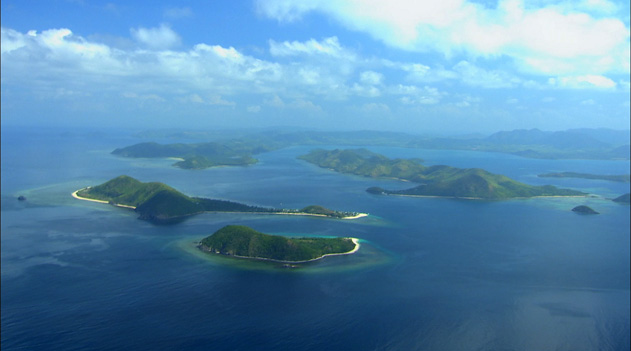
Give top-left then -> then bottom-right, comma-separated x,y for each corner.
199,225 -> 357,262
300,149 -> 586,199
76,175 -> 362,223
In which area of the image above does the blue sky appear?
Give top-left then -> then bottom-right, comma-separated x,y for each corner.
1,0 -> 629,134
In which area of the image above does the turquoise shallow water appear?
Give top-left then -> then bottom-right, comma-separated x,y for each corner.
2,127 -> 629,351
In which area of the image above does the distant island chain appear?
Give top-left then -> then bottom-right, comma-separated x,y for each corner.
110,128 -> 629,170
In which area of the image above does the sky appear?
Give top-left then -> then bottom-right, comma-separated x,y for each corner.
1,0 -> 629,134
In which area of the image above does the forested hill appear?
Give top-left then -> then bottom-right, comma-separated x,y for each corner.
76,175 -> 274,222
199,225 -> 357,262
299,149 -> 586,200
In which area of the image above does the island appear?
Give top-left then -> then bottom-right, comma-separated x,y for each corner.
111,140 -> 276,169
571,205 -> 599,214
612,193 -> 630,204
73,175 -> 366,223
538,172 -> 630,183
198,225 -> 360,263
299,148 -> 587,199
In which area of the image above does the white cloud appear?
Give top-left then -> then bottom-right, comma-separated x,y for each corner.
131,24 -> 181,49
1,27 -> 30,53
290,99 -> 322,112
177,94 -> 234,106
1,27 -> 284,103
351,83 -> 381,97
581,99 -> 596,105
265,95 -> 285,107
247,105 -> 261,113
453,61 -> 521,88
1,23 -> 627,131
392,84 -> 443,104
399,62 -> 457,82
257,0 -> 630,75
269,36 -> 351,59
122,92 -> 165,102
298,68 -> 321,85
361,102 -> 391,114
208,95 -> 236,106
548,74 -> 617,88
188,94 -> 204,103
262,95 -> 322,111
359,71 -> 383,85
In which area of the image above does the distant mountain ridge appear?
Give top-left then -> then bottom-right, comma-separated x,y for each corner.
408,128 -> 629,159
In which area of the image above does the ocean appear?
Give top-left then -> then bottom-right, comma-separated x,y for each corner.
2,126 -> 629,351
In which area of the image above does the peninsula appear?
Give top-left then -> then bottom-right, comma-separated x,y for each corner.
300,149 -> 586,199
73,175 -> 365,223
199,225 -> 359,263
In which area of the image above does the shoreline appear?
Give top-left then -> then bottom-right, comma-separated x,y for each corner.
199,237 -> 361,264
269,211 -> 368,219
71,188 -> 137,209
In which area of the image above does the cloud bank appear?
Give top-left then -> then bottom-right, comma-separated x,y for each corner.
257,0 -> 630,75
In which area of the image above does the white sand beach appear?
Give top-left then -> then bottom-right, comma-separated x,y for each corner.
71,188 -> 136,209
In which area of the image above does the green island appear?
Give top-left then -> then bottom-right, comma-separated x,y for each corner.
111,142 -> 266,169
199,225 -> 359,263
73,175 -> 365,223
299,149 -> 586,199
538,172 -> 630,183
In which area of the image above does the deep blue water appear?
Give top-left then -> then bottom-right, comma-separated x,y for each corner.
2,126 -> 629,351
